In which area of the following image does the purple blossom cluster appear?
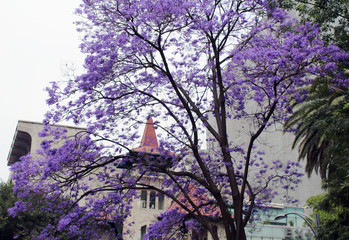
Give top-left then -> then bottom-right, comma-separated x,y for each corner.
9,0 -> 348,239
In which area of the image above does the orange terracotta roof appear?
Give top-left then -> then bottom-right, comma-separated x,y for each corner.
132,117 -> 160,154
169,185 -> 221,217
95,212 -> 113,221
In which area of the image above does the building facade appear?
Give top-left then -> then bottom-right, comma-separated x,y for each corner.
7,120 -> 319,240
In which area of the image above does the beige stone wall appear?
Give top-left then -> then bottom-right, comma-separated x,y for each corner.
7,120 -> 85,178
207,113 -> 324,207
123,176 -> 172,240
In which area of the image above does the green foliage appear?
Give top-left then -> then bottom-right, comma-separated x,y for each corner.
0,181 -> 73,240
306,193 -> 341,223
268,0 -> 295,10
307,186 -> 349,240
284,0 -> 349,50
0,181 -> 17,239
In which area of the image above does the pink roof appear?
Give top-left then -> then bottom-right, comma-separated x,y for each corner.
169,185 -> 222,217
131,117 -> 160,154
95,212 -> 113,221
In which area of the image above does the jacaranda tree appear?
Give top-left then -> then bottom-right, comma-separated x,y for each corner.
9,1 -> 347,239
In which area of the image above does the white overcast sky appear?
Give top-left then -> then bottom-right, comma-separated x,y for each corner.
0,0 -> 85,181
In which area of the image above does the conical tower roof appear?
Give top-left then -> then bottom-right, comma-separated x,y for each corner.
131,117 -> 159,154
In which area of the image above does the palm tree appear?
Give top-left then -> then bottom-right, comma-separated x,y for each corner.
285,79 -> 349,181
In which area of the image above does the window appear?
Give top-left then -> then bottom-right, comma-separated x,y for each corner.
141,225 -> 146,240
141,191 -> 147,208
158,193 -> 164,210
141,190 -> 165,210
149,191 -> 156,209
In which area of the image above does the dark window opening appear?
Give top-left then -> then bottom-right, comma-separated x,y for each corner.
141,191 -> 147,208
141,225 -> 147,240
149,191 -> 156,209
158,193 -> 164,210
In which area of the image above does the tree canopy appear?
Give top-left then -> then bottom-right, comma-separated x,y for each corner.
0,182 -> 79,240
281,0 -> 349,184
9,1 -> 347,240
306,186 -> 349,240
281,1 -> 349,239
279,0 -> 349,50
